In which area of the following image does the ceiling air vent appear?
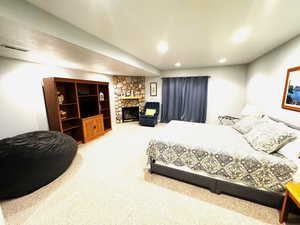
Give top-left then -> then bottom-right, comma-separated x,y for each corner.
0,44 -> 29,52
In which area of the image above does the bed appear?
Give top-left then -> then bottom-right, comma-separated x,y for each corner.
146,120 -> 300,209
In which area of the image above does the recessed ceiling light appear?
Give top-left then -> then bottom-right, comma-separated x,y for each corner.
232,27 -> 251,43
175,62 -> 181,67
157,41 -> 168,53
218,58 -> 227,63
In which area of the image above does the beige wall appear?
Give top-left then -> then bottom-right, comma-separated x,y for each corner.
0,57 -> 115,139
146,65 -> 247,123
246,34 -> 300,127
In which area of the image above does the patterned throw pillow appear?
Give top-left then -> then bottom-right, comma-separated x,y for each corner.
244,122 -> 297,153
232,116 -> 262,134
145,108 -> 156,116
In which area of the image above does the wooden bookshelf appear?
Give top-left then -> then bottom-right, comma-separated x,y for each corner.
43,77 -> 112,143
98,83 -> 112,130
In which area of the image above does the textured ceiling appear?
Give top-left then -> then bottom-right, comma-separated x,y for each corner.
0,17 -> 154,76
26,0 -> 300,70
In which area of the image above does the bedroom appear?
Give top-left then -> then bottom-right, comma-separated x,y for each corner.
0,0 -> 300,225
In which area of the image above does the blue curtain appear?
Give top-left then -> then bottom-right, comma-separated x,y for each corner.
161,76 -> 208,123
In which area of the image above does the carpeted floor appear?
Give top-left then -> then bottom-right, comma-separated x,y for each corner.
1,122 -> 299,225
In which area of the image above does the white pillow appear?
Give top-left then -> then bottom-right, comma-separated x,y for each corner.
232,116 -> 261,134
278,131 -> 300,165
244,122 -> 297,153
278,131 -> 300,182
232,115 -> 273,134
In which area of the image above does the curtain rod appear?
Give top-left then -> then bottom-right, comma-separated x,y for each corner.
161,76 -> 210,79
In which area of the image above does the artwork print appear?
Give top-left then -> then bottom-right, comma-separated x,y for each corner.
150,82 -> 157,96
282,67 -> 300,112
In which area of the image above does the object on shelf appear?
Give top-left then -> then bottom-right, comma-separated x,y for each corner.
60,110 -> 67,119
57,91 -> 64,105
99,92 -> 105,101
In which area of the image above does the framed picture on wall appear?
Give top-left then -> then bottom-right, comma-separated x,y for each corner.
150,82 -> 157,96
282,66 -> 300,112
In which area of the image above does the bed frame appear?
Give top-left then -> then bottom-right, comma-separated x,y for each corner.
149,116 -> 300,209
150,158 -> 283,209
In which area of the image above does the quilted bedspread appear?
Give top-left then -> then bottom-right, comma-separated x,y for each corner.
146,121 -> 297,192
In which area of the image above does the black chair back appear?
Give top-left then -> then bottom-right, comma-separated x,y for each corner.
144,102 -> 160,116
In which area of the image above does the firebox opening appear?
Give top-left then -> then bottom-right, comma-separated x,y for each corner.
122,106 -> 139,122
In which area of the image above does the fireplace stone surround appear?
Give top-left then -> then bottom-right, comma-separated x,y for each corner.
113,76 -> 145,123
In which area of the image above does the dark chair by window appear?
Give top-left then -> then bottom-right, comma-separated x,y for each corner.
139,102 -> 160,127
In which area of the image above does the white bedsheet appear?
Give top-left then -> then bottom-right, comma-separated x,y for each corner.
153,120 -> 300,183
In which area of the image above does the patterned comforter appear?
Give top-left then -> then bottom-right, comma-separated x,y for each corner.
147,121 -> 297,192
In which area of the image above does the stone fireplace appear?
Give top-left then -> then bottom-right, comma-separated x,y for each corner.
113,76 -> 145,123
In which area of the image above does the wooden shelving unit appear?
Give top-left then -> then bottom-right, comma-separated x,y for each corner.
63,125 -> 81,132
62,117 -> 79,121
98,83 -> 112,131
78,95 -> 98,97
43,77 -> 112,143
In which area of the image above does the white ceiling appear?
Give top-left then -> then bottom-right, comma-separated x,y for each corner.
0,17 -> 154,76
26,0 -> 300,70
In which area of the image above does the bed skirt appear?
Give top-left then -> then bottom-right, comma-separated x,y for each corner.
150,158 -> 283,209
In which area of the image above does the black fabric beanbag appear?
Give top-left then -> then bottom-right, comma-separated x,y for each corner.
0,131 -> 77,199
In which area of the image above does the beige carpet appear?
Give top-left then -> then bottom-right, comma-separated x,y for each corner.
1,122 -> 299,225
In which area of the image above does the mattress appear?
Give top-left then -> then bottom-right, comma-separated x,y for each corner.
147,120 -> 298,192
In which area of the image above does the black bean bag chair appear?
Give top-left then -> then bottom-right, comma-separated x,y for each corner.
0,131 -> 77,199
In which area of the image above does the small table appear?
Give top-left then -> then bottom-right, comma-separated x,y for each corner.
279,182 -> 300,223
218,115 -> 240,125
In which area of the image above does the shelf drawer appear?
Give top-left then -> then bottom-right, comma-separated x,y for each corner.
82,114 -> 104,143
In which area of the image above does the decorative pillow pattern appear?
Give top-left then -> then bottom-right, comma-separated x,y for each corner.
244,123 -> 297,153
232,116 -> 262,134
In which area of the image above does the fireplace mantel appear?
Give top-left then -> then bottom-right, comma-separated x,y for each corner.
120,96 -> 141,100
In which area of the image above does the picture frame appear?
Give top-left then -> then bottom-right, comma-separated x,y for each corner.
150,82 -> 157,96
282,66 -> 300,112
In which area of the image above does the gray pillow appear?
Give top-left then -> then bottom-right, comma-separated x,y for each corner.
244,122 -> 297,153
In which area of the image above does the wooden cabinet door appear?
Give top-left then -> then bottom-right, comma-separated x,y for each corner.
94,115 -> 104,136
83,118 -> 95,140
82,115 -> 104,143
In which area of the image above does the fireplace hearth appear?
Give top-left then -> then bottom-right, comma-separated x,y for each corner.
122,106 -> 139,122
